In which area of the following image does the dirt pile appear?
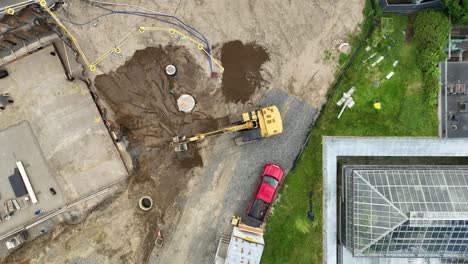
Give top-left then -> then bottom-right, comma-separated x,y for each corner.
220,41 -> 270,103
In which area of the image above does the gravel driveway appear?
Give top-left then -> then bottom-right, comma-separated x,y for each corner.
150,88 -> 316,264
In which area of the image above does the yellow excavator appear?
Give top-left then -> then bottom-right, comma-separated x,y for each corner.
171,105 -> 283,152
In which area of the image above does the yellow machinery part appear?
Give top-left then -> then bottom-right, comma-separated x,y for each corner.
258,105 -> 283,138
242,112 -> 250,122
171,105 -> 283,151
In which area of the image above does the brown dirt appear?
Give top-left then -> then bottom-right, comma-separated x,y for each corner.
92,45 -> 229,263
58,0 -> 365,109
220,41 -> 270,103
3,45 -> 233,264
405,15 -> 416,43
3,0 -> 366,262
94,45 -> 227,208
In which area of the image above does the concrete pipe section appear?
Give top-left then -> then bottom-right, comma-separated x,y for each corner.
338,43 -> 351,55
177,94 -> 196,113
138,196 -> 153,211
165,64 -> 177,77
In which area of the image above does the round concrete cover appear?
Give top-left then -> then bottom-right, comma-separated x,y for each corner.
338,43 -> 351,54
165,64 -> 177,76
177,94 -> 196,113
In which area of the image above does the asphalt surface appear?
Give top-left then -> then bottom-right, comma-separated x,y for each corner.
151,88 -> 317,264
440,61 -> 468,138
378,0 -> 443,13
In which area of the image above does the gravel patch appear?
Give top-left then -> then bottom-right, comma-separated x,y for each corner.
151,88 -> 316,264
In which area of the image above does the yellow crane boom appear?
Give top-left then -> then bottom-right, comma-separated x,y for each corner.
171,105 -> 282,152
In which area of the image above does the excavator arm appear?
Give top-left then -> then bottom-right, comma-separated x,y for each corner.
170,105 -> 282,152
171,121 -> 257,152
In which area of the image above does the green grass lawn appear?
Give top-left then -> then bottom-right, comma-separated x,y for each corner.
261,4 -> 439,264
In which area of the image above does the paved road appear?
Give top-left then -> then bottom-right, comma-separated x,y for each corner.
150,88 -> 316,264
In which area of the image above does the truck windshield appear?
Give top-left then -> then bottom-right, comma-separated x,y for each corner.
263,176 -> 279,187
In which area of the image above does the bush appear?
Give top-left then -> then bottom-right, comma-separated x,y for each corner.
423,74 -> 440,106
413,11 -> 451,53
441,0 -> 468,25
413,10 -> 451,104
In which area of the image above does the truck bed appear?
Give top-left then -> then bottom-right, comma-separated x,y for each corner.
247,198 -> 270,223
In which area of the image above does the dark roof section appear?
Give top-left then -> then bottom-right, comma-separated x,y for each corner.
452,26 -> 468,40
8,168 -> 27,198
378,0 -> 443,14
0,0 -> 61,18
441,62 -> 468,138
447,62 -> 468,83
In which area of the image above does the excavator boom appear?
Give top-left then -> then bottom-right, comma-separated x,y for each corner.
171,105 -> 282,152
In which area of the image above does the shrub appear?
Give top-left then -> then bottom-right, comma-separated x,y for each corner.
441,0 -> 468,25
413,10 -> 451,104
413,11 -> 451,53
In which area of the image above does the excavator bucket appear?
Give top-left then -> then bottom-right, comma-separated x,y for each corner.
171,136 -> 188,152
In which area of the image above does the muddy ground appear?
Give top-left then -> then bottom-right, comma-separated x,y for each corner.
95,45 -> 222,208
2,0 -> 365,263
3,42 -> 272,264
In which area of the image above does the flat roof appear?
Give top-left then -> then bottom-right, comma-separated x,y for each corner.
378,0 -> 443,13
323,137 -> 468,264
0,121 -> 65,237
447,63 -> 468,83
0,45 -> 127,239
441,62 -> 468,138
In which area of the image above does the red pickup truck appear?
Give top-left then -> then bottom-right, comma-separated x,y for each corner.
246,164 -> 284,224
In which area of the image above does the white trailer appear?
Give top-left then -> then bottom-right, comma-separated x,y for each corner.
215,222 -> 265,264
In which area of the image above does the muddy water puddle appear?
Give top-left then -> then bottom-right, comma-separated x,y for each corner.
220,41 -> 269,103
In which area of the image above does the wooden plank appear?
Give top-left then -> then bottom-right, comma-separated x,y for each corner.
16,161 -> 37,204
238,223 -> 264,235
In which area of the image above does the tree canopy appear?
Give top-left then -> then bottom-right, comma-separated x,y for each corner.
442,0 -> 468,24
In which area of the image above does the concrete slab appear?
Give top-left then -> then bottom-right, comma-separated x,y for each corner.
0,121 -> 65,236
0,45 -> 127,203
323,137 -> 468,264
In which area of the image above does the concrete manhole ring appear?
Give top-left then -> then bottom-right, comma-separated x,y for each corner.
165,64 -> 177,76
139,196 -> 153,211
177,94 -> 196,113
338,43 -> 351,54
